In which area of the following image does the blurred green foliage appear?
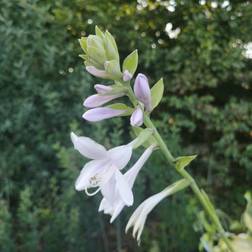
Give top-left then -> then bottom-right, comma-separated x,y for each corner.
0,0 -> 251,251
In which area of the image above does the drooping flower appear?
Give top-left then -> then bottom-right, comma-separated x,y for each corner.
98,145 -> 155,222
126,179 -> 190,244
71,132 -> 133,203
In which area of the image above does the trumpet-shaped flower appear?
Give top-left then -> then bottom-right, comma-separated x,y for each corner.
126,179 -> 190,244
99,145 -> 155,222
71,132 -> 133,203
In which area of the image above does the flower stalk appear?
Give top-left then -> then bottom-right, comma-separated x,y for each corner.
126,85 -> 234,252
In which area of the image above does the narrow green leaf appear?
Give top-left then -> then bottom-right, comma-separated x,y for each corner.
175,155 -> 197,170
107,103 -> 133,116
151,78 -> 164,109
122,50 -> 138,75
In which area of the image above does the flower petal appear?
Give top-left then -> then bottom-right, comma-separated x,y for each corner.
125,145 -> 154,188
98,198 -> 113,214
125,203 -> 144,233
130,107 -> 144,127
83,94 -> 124,108
108,144 -> 132,170
100,174 -> 116,204
82,107 -> 126,122
71,132 -> 107,159
86,66 -> 110,79
94,84 -> 113,94
110,202 -> 124,223
134,73 -> 152,111
115,170 -> 133,206
75,159 -> 109,191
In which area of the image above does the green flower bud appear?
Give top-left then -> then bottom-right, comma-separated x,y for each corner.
79,26 -> 121,80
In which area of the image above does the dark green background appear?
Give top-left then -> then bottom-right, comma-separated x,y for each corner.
0,0 -> 252,251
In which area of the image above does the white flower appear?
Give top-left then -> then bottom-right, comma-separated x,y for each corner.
71,132 -> 133,204
98,145 -> 155,223
126,179 -> 190,244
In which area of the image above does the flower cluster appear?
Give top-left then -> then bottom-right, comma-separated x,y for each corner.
82,73 -> 152,127
71,27 -> 191,244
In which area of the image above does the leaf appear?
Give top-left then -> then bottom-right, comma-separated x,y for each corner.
123,50 -> 138,75
151,78 -> 164,109
175,155 -> 197,170
107,103 -> 133,116
132,128 -> 153,149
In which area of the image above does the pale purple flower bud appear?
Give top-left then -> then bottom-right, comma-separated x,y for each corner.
83,107 -> 125,122
86,66 -> 110,79
134,73 -> 152,111
83,94 -> 124,108
130,107 -> 144,127
123,70 -> 133,82
94,84 -> 113,94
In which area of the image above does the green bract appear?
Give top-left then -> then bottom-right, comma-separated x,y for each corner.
151,78 -> 164,110
175,155 -> 197,170
123,50 -> 138,76
107,103 -> 133,116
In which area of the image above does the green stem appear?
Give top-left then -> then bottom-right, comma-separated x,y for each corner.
127,88 -> 234,252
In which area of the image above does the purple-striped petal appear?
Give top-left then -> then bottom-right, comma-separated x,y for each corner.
82,107 -> 125,122
130,107 -> 144,127
83,94 -> 124,108
134,73 -> 152,111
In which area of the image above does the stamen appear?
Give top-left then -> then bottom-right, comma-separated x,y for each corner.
89,176 -> 100,186
85,187 -> 101,196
